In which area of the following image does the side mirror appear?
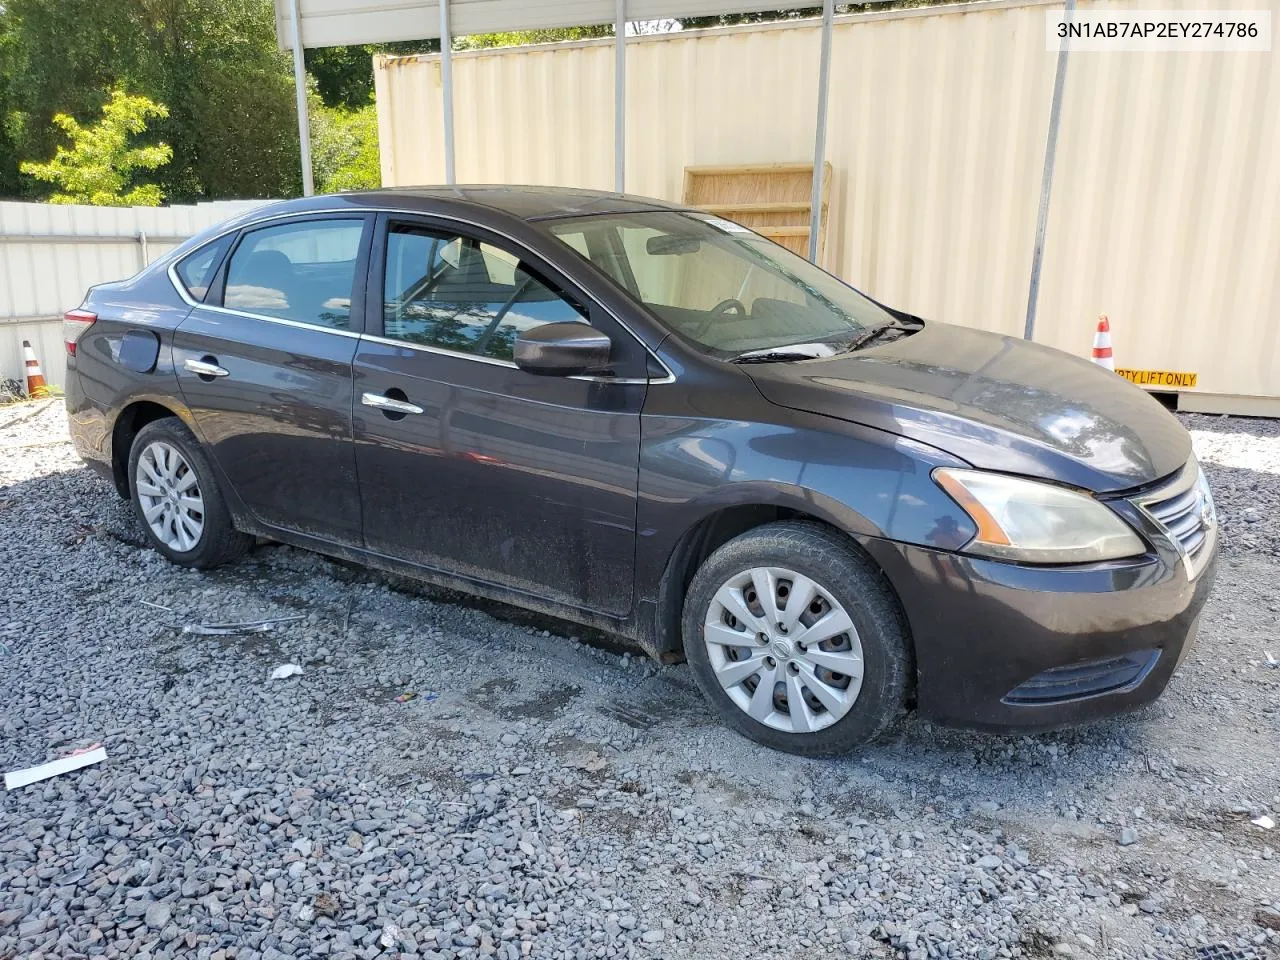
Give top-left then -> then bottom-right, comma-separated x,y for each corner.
514,322 -> 612,377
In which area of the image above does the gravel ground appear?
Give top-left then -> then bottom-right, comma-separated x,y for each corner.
1,400 -> 1278,960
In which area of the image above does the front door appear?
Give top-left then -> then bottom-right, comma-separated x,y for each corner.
173,214 -> 371,543
352,216 -> 647,616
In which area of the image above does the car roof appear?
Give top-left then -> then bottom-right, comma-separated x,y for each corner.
257,185 -> 689,223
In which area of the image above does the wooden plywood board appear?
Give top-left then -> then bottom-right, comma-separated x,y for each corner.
682,162 -> 832,263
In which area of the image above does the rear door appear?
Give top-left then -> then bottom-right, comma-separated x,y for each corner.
352,214 -> 649,615
173,213 -> 372,543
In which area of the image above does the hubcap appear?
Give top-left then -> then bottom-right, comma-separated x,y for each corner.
136,441 -> 205,553
703,566 -> 864,734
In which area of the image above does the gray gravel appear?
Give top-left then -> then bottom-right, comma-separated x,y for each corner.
1180,413 -> 1280,558
1,401 -> 1278,960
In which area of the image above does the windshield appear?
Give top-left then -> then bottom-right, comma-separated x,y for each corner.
548,211 -> 901,357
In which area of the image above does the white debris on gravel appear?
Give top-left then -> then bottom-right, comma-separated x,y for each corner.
1,400 -> 1278,959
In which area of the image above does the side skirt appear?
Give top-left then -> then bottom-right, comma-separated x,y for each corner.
234,517 -> 663,658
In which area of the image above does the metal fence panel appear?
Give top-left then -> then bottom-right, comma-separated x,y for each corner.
1036,0 -> 1280,405
0,200 -> 265,391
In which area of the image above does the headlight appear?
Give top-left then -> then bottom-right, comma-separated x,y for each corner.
933,468 -> 1146,564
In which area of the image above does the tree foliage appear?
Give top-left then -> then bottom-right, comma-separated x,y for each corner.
455,26 -> 611,50
679,9 -> 825,28
311,99 -> 380,193
306,42 -> 428,109
20,88 -> 172,205
0,0 -> 303,201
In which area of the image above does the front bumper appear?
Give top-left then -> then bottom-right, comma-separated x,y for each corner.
862,527 -> 1218,731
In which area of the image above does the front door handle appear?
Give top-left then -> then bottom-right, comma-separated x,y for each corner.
361,392 -> 424,416
184,357 -> 229,378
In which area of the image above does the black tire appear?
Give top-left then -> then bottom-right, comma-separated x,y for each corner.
681,520 -> 911,756
127,417 -> 252,569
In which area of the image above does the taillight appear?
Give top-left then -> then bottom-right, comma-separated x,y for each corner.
63,308 -> 97,356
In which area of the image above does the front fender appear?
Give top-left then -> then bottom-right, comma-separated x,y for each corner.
636,412 -> 978,601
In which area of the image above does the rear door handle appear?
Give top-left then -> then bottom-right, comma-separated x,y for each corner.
361,392 -> 424,416
184,357 -> 229,378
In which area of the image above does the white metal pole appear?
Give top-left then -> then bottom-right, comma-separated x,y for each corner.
807,0 -> 834,263
1024,0 -> 1076,339
439,0 -> 457,185
288,0 -> 314,196
615,0 -> 626,194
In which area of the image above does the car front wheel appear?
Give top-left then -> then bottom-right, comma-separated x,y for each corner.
128,418 -> 252,569
682,521 -> 911,756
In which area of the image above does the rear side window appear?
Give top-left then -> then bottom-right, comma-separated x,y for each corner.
223,219 -> 364,330
174,235 -> 232,301
382,224 -> 584,362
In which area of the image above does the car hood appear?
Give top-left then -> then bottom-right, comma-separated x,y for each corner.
745,322 -> 1191,493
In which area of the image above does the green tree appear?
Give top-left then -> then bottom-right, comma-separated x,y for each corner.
455,26 -> 610,50
678,10 -> 824,28
0,0 -> 304,201
311,99 -> 380,192
306,46 -> 383,109
127,0 -> 303,200
20,88 -> 172,205
0,0 -> 141,198
306,41 -> 429,109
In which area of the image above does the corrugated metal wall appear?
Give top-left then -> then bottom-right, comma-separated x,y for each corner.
375,0 -> 1280,412
0,200 -> 265,391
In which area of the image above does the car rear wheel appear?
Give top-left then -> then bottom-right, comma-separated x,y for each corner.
682,521 -> 910,756
128,418 -> 251,569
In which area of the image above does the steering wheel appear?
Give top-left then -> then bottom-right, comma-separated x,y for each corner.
693,298 -> 747,339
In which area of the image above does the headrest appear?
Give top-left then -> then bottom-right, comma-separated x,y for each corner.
236,249 -> 294,288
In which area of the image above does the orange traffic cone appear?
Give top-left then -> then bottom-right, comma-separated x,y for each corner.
1091,315 -> 1114,371
22,340 -> 48,397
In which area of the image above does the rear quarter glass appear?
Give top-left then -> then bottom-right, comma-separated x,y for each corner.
174,234 -> 233,301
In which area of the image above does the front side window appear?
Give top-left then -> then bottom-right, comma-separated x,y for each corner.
549,212 -> 900,358
174,235 -> 232,301
383,224 -> 584,362
223,219 -> 364,329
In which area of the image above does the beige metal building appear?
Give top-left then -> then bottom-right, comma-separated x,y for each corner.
374,0 -> 1280,415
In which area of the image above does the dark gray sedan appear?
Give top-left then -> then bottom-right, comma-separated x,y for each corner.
64,187 -> 1217,755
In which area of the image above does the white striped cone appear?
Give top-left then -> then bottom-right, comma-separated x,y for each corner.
1091,316 -> 1114,371
22,340 -> 49,396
